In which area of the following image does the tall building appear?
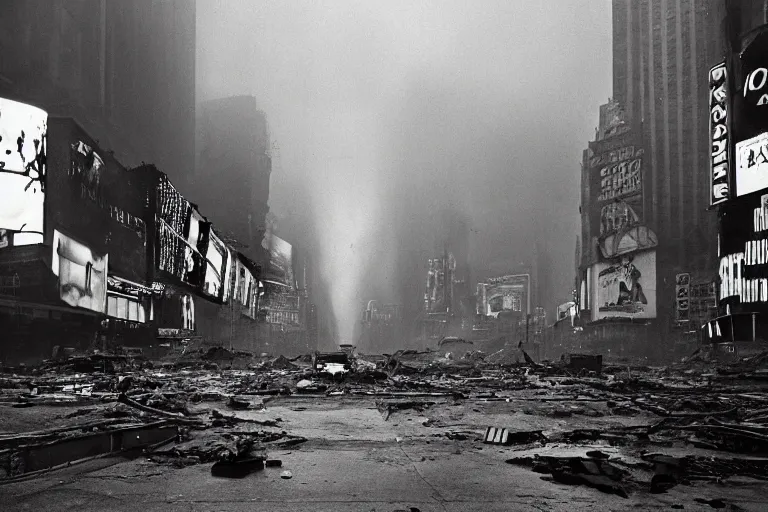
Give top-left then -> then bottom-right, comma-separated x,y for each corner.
575,1 -> 728,359
195,96 -> 272,265
0,0 -> 197,189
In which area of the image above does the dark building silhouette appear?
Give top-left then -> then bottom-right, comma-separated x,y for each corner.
573,1 -> 729,361
195,96 -> 272,265
0,0 -> 197,190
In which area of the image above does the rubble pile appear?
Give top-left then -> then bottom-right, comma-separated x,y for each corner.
3,345 -> 768,496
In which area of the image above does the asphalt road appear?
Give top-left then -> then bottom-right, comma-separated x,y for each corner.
2,396 -> 768,511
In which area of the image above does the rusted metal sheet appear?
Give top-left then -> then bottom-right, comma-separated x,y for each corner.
0,421 -> 177,480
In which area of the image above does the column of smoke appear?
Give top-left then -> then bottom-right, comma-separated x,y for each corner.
195,0 -> 612,353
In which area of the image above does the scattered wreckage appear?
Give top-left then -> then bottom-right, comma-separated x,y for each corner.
2,341 -> 768,504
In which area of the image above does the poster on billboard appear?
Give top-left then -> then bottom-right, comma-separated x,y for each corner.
52,229 -> 108,313
736,132 -> 768,197
202,231 -> 227,299
0,98 -> 47,246
477,274 -> 529,318
262,233 -> 294,288
485,283 -> 525,317
593,250 -> 656,319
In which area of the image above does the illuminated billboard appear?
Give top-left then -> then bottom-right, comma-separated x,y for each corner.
0,98 -> 47,246
52,229 -> 108,313
593,250 -> 656,320
735,132 -> 768,197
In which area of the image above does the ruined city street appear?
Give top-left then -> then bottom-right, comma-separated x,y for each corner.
3,350 -> 768,511
4,0 -> 768,510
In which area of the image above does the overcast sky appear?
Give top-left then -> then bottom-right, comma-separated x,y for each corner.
197,0 -> 612,345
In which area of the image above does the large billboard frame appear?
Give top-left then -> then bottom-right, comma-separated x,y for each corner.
0,97 -> 48,247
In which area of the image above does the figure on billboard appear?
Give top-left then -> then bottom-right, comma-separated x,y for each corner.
609,254 -> 647,307
616,254 -> 647,306
598,253 -> 650,314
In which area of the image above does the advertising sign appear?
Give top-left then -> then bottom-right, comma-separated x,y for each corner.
66,134 -> 148,282
0,98 -> 47,246
202,231 -> 227,299
735,29 -> 768,145
710,63 -> 731,203
478,274 -> 529,318
690,281 -> 717,327
675,273 -> 691,323
587,128 -> 645,243
718,192 -> 768,307
52,229 -> 108,313
593,250 -> 656,319
736,132 -> 768,197
262,234 -> 295,288
157,176 -> 192,281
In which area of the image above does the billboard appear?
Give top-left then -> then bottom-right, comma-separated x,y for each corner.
718,192 -> 768,309
710,62 -> 731,203
734,29 -> 768,147
52,229 -> 108,313
587,126 -> 645,253
66,133 -> 148,282
735,132 -> 768,197
157,176 -> 193,281
262,233 -> 294,288
0,98 -> 47,246
593,250 -> 656,319
202,230 -> 227,299
477,274 -> 529,318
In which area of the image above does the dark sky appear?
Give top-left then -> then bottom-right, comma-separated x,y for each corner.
197,0 -> 612,345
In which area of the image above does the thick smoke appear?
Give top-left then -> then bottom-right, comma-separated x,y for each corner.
197,0 -> 612,350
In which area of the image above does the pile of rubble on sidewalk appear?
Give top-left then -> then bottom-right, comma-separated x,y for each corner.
3,342 -> 768,492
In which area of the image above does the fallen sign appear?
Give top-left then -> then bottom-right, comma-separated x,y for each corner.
483,427 -> 547,446
0,421 -> 177,481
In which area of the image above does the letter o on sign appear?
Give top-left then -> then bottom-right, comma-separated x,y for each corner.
746,68 -> 768,96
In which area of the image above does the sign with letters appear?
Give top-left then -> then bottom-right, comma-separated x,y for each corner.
710,62 -> 731,203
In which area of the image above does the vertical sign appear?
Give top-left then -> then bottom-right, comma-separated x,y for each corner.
710,62 -> 730,204
675,273 -> 691,323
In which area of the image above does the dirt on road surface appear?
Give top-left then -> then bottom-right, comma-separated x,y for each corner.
2,348 -> 768,510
